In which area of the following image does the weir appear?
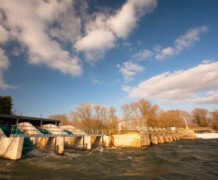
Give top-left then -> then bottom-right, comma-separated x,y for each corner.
0,114 -> 203,160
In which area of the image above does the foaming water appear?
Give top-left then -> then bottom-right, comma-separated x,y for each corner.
195,133 -> 218,139
0,139 -> 218,179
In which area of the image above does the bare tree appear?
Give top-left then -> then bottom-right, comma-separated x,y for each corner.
211,110 -> 218,130
121,104 -> 132,122
192,108 -> 210,127
49,114 -> 70,125
93,105 -> 107,122
107,106 -> 118,129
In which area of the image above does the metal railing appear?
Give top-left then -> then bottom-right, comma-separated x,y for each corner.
0,125 -> 108,137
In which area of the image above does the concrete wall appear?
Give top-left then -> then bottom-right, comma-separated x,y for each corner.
102,135 -> 112,148
0,137 -> 24,160
112,133 -> 141,148
141,134 -> 150,146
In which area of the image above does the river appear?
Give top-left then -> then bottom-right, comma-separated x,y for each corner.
0,139 -> 218,179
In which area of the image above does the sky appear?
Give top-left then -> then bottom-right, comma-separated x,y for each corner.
0,0 -> 218,117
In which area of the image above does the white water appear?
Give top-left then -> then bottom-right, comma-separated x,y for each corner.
195,133 -> 218,139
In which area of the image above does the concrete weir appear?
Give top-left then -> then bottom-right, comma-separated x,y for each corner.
0,119 -> 199,160
41,124 -> 65,155
0,132 -> 24,160
141,133 -> 151,146
150,134 -> 158,145
112,132 -> 141,148
59,125 -> 92,151
157,135 -> 164,144
17,122 -> 49,149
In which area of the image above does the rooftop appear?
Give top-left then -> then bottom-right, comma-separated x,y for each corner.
0,114 -> 60,126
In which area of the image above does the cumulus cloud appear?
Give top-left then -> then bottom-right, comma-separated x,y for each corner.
0,0 -> 82,79
75,28 -> 116,60
0,25 -> 10,43
0,0 -> 158,89
118,61 -> 144,81
107,0 -> 157,39
193,91 -> 218,104
75,0 -> 157,60
132,49 -> 153,61
155,26 -> 208,60
127,61 -> 218,103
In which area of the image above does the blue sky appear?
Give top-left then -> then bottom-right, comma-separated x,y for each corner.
0,0 -> 217,117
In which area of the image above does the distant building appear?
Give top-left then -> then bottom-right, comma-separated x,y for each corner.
118,119 -> 147,131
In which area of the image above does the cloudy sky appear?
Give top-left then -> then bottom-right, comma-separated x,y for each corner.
0,0 -> 217,117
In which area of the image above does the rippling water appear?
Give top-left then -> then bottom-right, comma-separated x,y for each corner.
1,139 -> 218,179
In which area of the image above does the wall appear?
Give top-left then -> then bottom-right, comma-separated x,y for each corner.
0,137 -> 24,160
112,133 -> 141,148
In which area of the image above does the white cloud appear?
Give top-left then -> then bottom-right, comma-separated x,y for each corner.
132,49 -> 153,61
128,61 -> 218,103
75,28 -> 116,61
202,59 -> 213,64
155,47 -> 175,60
121,85 -> 132,92
75,0 -> 157,61
131,26 -> 208,62
0,49 -> 16,89
193,91 -> 218,104
0,0 -> 158,88
119,61 -> 144,81
0,25 -> 10,43
155,26 -> 208,60
0,0 -> 82,78
107,0 -> 157,39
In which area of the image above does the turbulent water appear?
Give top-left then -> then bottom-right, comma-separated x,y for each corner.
0,139 -> 218,180
195,133 -> 218,139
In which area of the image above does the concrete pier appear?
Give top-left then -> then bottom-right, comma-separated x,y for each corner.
72,136 -> 91,151
150,134 -> 158,145
141,133 -> 150,146
101,135 -> 112,148
59,125 -> 92,151
0,136 -> 24,160
157,135 -> 164,144
41,124 -> 65,155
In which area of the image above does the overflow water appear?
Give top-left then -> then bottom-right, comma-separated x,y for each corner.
0,139 -> 218,179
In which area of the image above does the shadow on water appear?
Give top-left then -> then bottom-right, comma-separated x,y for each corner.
0,139 -> 218,179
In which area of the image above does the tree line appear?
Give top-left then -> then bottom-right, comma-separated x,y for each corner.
49,99 -> 218,130
0,96 -> 13,115
0,96 -> 217,130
